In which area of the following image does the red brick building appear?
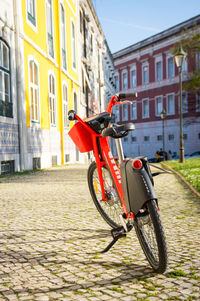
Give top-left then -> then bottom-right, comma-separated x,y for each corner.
113,15 -> 200,159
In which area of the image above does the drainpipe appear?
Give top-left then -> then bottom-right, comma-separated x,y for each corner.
13,0 -> 26,171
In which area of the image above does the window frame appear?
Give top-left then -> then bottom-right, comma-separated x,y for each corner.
122,103 -> 128,121
131,101 -> 137,120
167,56 -> 174,79
26,0 -> 37,31
114,73 -> 119,91
62,82 -> 68,128
122,70 -> 128,90
166,93 -> 175,115
46,0 -> 55,59
155,59 -> 162,81
155,95 -> 163,116
0,39 -> 12,118
71,19 -> 77,70
130,65 -> 137,88
142,98 -> 149,119
142,61 -> 149,85
28,57 -> 40,124
196,91 -> 200,112
48,71 -> 57,127
60,3 -> 67,71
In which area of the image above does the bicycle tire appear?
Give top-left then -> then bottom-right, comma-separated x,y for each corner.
87,161 -> 124,228
134,199 -> 168,273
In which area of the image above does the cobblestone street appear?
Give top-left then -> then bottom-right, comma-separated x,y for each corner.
0,164 -> 199,301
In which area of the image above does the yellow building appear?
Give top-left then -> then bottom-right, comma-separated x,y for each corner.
20,0 -> 79,169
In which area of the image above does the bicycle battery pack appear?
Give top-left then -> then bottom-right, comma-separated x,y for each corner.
120,157 -> 157,215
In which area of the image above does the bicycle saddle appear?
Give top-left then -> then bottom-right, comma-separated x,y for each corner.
102,123 -> 135,139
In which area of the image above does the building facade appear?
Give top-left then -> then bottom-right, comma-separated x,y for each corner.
113,15 -> 200,160
0,0 -> 115,173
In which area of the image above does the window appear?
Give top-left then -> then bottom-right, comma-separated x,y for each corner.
90,33 -> 93,53
29,60 -> 39,122
131,68 -> 136,88
144,136 -> 150,141
46,0 -> 54,58
49,74 -> 56,126
157,135 -> 163,141
167,57 -> 174,78
114,75 -> 119,91
63,84 -> 68,128
123,103 -> 128,120
167,94 -> 175,115
142,99 -> 149,118
27,0 -> 36,26
114,105 -> 119,123
168,134 -> 174,141
131,136 -> 137,142
71,21 -> 76,69
60,4 -> 67,70
122,72 -> 128,90
131,101 -> 137,120
0,40 -> 12,118
182,93 -> 188,113
124,137 -> 128,142
143,65 -> 149,84
156,61 -> 162,81
196,92 -> 200,112
79,10 -> 83,33
183,134 -> 187,140
155,96 -> 163,116
182,58 -> 187,72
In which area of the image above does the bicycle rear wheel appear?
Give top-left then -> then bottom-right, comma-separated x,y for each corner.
87,161 -> 124,228
134,199 -> 168,273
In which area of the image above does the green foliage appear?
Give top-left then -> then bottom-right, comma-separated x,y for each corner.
167,269 -> 187,278
164,158 -> 200,192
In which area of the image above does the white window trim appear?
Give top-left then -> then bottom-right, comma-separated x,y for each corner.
142,61 -> 149,85
122,70 -> 128,91
131,101 -> 137,120
155,57 -> 163,82
48,70 -> 57,128
142,98 -> 149,119
62,81 -> 69,129
59,2 -> 67,71
71,18 -> 77,71
166,55 -> 174,79
166,93 -> 175,116
45,0 -> 55,59
123,103 -> 128,121
155,95 -> 163,116
130,64 -> 137,88
26,0 -> 37,32
28,55 -> 40,125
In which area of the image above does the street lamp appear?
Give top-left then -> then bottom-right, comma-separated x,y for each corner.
174,46 -> 187,163
160,109 -> 166,155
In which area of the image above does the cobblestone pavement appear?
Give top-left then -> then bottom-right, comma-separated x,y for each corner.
0,164 -> 199,301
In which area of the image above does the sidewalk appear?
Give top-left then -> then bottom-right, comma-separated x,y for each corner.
0,164 -> 199,300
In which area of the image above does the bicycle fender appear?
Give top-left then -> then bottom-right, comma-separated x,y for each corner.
120,158 -> 157,215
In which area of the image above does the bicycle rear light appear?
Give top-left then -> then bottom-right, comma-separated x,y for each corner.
132,159 -> 143,170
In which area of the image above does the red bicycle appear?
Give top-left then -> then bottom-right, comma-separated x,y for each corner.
68,93 -> 168,273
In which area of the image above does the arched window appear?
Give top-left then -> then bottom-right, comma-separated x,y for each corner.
63,84 -> 68,128
49,73 -> 56,125
0,39 -> 12,117
29,59 -> 39,122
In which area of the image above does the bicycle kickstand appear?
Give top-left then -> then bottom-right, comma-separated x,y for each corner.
100,226 -> 127,253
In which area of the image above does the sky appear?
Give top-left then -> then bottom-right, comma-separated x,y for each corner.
92,0 -> 200,54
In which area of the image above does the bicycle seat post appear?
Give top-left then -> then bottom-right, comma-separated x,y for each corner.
115,138 -> 124,164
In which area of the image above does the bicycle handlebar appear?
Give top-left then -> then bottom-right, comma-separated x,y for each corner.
116,92 -> 138,101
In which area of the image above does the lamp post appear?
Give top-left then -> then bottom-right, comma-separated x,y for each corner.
174,46 -> 186,163
160,109 -> 166,155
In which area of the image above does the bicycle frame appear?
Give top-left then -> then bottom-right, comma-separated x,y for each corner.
69,95 -> 133,218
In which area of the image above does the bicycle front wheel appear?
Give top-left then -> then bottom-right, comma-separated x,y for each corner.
134,199 -> 168,273
87,161 -> 124,228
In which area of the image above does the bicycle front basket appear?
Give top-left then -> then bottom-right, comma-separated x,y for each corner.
68,121 -> 93,153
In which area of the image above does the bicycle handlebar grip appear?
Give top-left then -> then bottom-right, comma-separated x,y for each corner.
116,92 -> 138,101
102,127 -> 114,137
68,110 -> 76,121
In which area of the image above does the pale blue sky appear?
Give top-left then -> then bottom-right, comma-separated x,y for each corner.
92,0 -> 200,53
